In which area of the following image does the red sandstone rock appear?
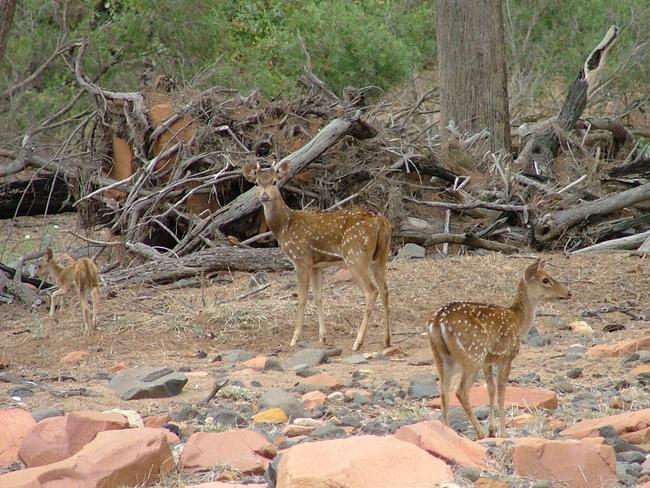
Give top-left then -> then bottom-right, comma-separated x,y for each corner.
426,385 -> 558,410
277,435 -> 453,487
511,437 -> 617,488
393,420 -> 487,470
143,414 -> 172,428
0,428 -> 173,488
298,373 -> 344,391
301,391 -> 326,410
0,409 -> 35,466
587,335 -> 650,358
559,408 -> 650,439
19,410 -> 129,467
180,430 -> 276,474
241,356 -> 268,370
62,350 -> 90,363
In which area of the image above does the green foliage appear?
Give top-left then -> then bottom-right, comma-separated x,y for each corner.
0,0 -> 648,141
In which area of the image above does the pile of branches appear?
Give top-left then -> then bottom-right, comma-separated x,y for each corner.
1,27 -> 649,301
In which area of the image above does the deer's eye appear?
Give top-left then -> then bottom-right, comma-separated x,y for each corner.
542,278 -> 550,285
272,180 -> 277,186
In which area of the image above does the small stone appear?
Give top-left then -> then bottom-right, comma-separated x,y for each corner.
309,424 -> 346,439
407,354 -> 434,366
569,321 -> 594,337
293,365 -> 321,378
566,368 -> 583,379
474,406 -> 490,421
457,466 -> 481,482
333,269 -> 352,282
108,367 -> 187,400
205,408 -> 249,428
322,391 -> 342,404
555,381 -> 574,393
395,243 -> 425,259
531,482 -> 552,488
258,389 -> 305,420
109,361 -> 128,372
617,451 -> 647,464
408,374 -> 439,400
283,349 -> 328,370
624,352 -> 640,363
302,391 -> 326,410
297,373 -> 344,393
253,408 -> 288,424
62,351 -> 90,363
31,408 -> 64,423
638,351 -> 650,363
8,386 -> 34,398
341,354 -> 368,365
382,346 -> 408,358
511,372 -> 540,384
510,414 -> 537,428
217,349 -> 255,363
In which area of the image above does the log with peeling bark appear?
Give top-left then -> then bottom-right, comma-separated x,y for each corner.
0,174 -> 72,219
102,247 -> 292,289
516,26 -> 618,178
572,230 -> 650,254
534,181 -> 650,244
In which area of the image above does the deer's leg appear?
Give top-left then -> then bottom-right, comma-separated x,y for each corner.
496,359 -> 513,437
310,268 -> 326,344
429,331 -> 453,426
49,289 -> 65,324
484,364 -> 496,437
349,264 -> 377,351
370,262 -> 390,347
290,266 -> 311,347
80,294 -> 91,334
90,287 -> 99,331
456,367 -> 485,439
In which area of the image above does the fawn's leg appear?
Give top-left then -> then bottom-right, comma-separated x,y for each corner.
370,262 -> 390,348
456,367 -> 485,439
80,294 -> 91,334
290,266 -> 311,347
90,287 -> 99,330
429,331 -> 454,426
349,263 -> 378,351
310,268 -> 326,344
49,289 -> 65,324
496,359 -> 513,437
484,365 -> 496,437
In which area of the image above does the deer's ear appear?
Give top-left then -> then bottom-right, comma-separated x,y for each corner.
274,160 -> 290,179
537,259 -> 546,271
242,163 -> 257,183
524,260 -> 539,281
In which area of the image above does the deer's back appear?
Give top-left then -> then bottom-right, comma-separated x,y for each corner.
281,208 -> 389,265
430,302 -> 520,361
73,258 -> 99,292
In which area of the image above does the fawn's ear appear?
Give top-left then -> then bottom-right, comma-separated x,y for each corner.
274,160 -> 290,180
242,163 -> 257,183
524,260 -> 540,281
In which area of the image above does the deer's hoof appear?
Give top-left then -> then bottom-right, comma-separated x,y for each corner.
352,341 -> 362,351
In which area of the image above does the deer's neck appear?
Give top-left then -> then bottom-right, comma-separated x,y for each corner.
46,260 -> 65,285
509,279 -> 540,338
262,197 -> 293,242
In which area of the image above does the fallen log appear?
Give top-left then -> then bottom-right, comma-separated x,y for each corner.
426,232 -> 521,254
516,26 -> 618,178
0,174 -> 72,218
534,181 -> 650,243
572,230 -> 650,254
102,246 -> 292,289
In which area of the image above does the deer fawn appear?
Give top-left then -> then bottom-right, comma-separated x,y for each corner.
426,259 -> 571,439
38,248 -> 100,334
243,160 -> 391,351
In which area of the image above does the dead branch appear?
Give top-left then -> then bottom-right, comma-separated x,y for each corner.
534,181 -> 650,244
572,230 -> 650,254
515,26 -> 618,178
404,196 -> 527,213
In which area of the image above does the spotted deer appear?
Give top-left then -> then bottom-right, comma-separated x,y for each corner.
426,259 -> 571,438
38,248 -> 100,334
243,160 -> 391,351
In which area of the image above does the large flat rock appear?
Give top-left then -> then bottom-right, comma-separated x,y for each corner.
426,386 -> 558,410
108,367 -> 188,400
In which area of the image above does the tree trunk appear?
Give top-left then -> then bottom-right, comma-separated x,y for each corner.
0,0 -> 16,60
436,0 -> 511,154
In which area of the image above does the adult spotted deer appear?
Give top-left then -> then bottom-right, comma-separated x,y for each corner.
426,259 -> 571,439
38,248 -> 100,334
243,160 -> 391,351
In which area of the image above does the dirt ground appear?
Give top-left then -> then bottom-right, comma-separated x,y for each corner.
1,213 -> 649,423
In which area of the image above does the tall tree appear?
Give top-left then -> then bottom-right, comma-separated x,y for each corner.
0,0 -> 17,60
436,0 -> 511,154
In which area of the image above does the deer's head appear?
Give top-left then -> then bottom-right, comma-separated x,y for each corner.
523,259 -> 572,301
243,160 -> 290,205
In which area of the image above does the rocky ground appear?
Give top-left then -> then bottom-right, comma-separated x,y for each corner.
0,242 -> 649,487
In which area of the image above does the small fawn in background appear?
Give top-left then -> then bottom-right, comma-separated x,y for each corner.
38,248 -> 100,334
427,259 -> 571,439
243,160 -> 391,351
